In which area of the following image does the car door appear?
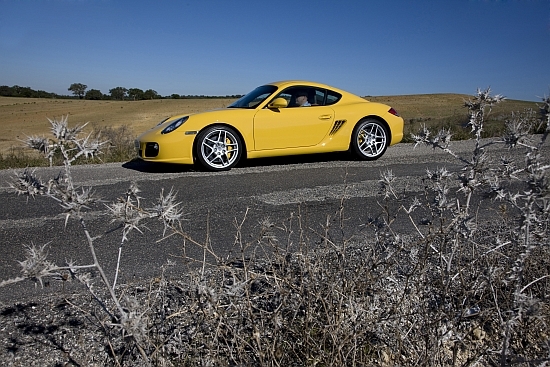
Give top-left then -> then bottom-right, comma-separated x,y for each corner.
252,106 -> 335,150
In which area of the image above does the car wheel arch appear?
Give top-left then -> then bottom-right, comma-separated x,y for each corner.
192,123 -> 248,161
348,116 -> 392,160
349,115 -> 392,149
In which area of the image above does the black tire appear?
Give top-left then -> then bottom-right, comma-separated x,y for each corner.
195,125 -> 243,171
351,118 -> 389,160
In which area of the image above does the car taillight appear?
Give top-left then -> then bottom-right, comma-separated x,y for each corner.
388,107 -> 399,117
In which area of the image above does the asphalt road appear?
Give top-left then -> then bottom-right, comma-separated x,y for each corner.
0,138 -> 546,304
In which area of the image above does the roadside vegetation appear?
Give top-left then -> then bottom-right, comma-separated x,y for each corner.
0,123 -> 137,169
0,86 -> 548,366
369,93 -> 542,142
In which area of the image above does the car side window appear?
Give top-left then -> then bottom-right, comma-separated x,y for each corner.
249,92 -> 273,108
313,89 -> 326,105
325,90 -> 342,105
270,87 -> 342,107
277,92 -> 293,105
276,87 -> 317,107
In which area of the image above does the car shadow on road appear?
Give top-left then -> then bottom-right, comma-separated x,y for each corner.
121,159 -> 197,173
239,151 -> 356,168
122,152 -> 357,173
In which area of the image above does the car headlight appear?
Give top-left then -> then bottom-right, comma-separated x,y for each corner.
161,116 -> 189,134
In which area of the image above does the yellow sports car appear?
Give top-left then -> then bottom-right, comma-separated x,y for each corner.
135,80 -> 404,171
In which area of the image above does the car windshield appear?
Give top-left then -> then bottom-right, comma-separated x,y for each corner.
228,85 -> 278,109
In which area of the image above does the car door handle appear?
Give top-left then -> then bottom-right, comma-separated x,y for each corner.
318,114 -> 332,120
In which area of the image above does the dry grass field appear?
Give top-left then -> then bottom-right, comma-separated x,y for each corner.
0,97 -> 235,153
370,93 -> 540,140
0,94 -> 538,154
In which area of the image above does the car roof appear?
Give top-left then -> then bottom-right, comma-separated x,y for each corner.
266,80 -> 338,90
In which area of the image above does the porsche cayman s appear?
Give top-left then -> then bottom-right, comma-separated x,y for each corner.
135,80 -> 404,171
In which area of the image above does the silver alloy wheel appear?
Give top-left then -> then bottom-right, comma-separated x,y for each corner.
353,119 -> 388,159
199,127 -> 241,170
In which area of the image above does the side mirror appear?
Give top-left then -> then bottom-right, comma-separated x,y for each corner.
267,97 -> 288,109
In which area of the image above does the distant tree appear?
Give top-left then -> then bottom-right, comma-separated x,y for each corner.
68,83 -> 87,99
85,89 -> 104,100
0,85 -> 57,98
171,93 -> 181,99
35,90 -> 54,98
0,85 -> 13,96
143,89 -> 159,100
17,86 -> 34,97
128,88 -> 144,101
109,87 -> 128,100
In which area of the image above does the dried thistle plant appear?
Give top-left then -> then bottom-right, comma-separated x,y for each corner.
1,94 -> 549,366
403,88 -> 550,365
1,116 -> 187,364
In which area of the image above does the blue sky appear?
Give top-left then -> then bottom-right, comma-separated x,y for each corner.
0,0 -> 548,101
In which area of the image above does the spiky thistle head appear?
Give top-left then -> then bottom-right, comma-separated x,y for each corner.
10,168 -> 46,198
74,131 -> 109,160
464,87 -> 506,112
149,187 -> 184,235
23,135 -> 50,154
503,110 -> 533,148
17,242 -> 57,287
464,87 -> 505,138
106,183 -> 148,243
48,115 -> 88,142
57,186 -> 101,226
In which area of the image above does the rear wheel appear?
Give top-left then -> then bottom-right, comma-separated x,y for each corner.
195,125 -> 242,171
351,118 -> 389,160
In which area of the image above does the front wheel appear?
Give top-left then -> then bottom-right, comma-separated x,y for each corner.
195,125 -> 243,171
351,119 -> 389,160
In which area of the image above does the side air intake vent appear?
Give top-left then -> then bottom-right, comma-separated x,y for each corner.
329,119 -> 347,135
